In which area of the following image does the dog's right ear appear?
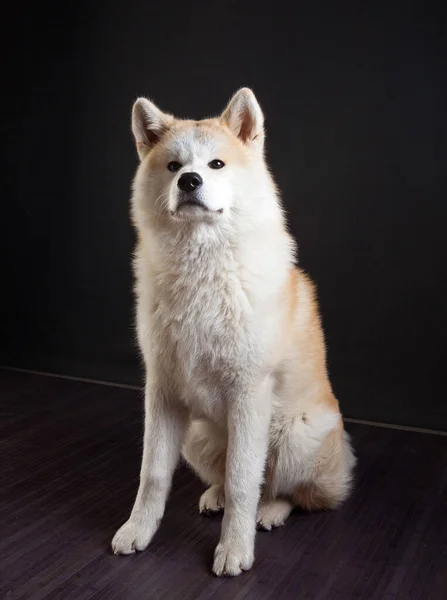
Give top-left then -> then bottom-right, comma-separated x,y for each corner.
131,98 -> 174,160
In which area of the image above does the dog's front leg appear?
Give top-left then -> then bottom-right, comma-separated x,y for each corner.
112,383 -> 188,555
213,376 -> 273,577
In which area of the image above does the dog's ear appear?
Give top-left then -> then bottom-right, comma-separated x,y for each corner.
131,98 -> 174,160
221,88 -> 264,147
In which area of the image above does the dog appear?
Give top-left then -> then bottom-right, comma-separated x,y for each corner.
111,88 -> 355,576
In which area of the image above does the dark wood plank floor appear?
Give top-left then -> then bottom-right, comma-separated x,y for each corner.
1,369 -> 447,599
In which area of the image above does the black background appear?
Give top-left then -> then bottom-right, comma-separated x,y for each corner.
2,1 -> 446,429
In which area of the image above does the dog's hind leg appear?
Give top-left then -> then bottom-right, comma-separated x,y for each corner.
182,419 -> 227,514
256,497 -> 293,530
293,429 -> 356,511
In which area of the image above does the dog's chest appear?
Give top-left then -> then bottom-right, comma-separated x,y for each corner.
153,241 -> 255,412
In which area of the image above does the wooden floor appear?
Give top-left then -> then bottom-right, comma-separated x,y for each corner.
1,369 -> 447,599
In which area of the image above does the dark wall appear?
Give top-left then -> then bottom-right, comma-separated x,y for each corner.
2,1 -> 446,429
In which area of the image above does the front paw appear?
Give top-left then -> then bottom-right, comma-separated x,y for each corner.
212,541 -> 254,577
111,519 -> 155,555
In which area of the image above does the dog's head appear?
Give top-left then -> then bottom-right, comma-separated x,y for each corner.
131,89 -> 277,228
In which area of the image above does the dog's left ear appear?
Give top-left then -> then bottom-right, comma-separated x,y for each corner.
221,88 -> 264,147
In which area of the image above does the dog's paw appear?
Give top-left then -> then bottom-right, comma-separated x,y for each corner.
256,499 -> 292,531
200,485 -> 225,516
212,541 -> 254,577
111,519 -> 154,555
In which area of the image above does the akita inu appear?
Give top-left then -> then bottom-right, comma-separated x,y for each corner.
112,88 -> 355,576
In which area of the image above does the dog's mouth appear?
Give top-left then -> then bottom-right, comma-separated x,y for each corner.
172,199 -> 224,216
178,199 -> 209,211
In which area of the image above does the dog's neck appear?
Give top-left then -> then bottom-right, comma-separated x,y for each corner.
140,210 -> 293,310
153,222 -> 235,278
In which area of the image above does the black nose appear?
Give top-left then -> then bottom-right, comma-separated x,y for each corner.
178,172 -> 203,192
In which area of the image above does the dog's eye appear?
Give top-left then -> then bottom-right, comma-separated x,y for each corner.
167,161 -> 182,172
208,159 -> 225,169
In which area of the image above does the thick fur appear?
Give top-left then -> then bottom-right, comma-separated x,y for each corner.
112,88 -> 355,576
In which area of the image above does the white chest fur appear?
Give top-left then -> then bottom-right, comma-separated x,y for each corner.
137,224 -> 266,419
